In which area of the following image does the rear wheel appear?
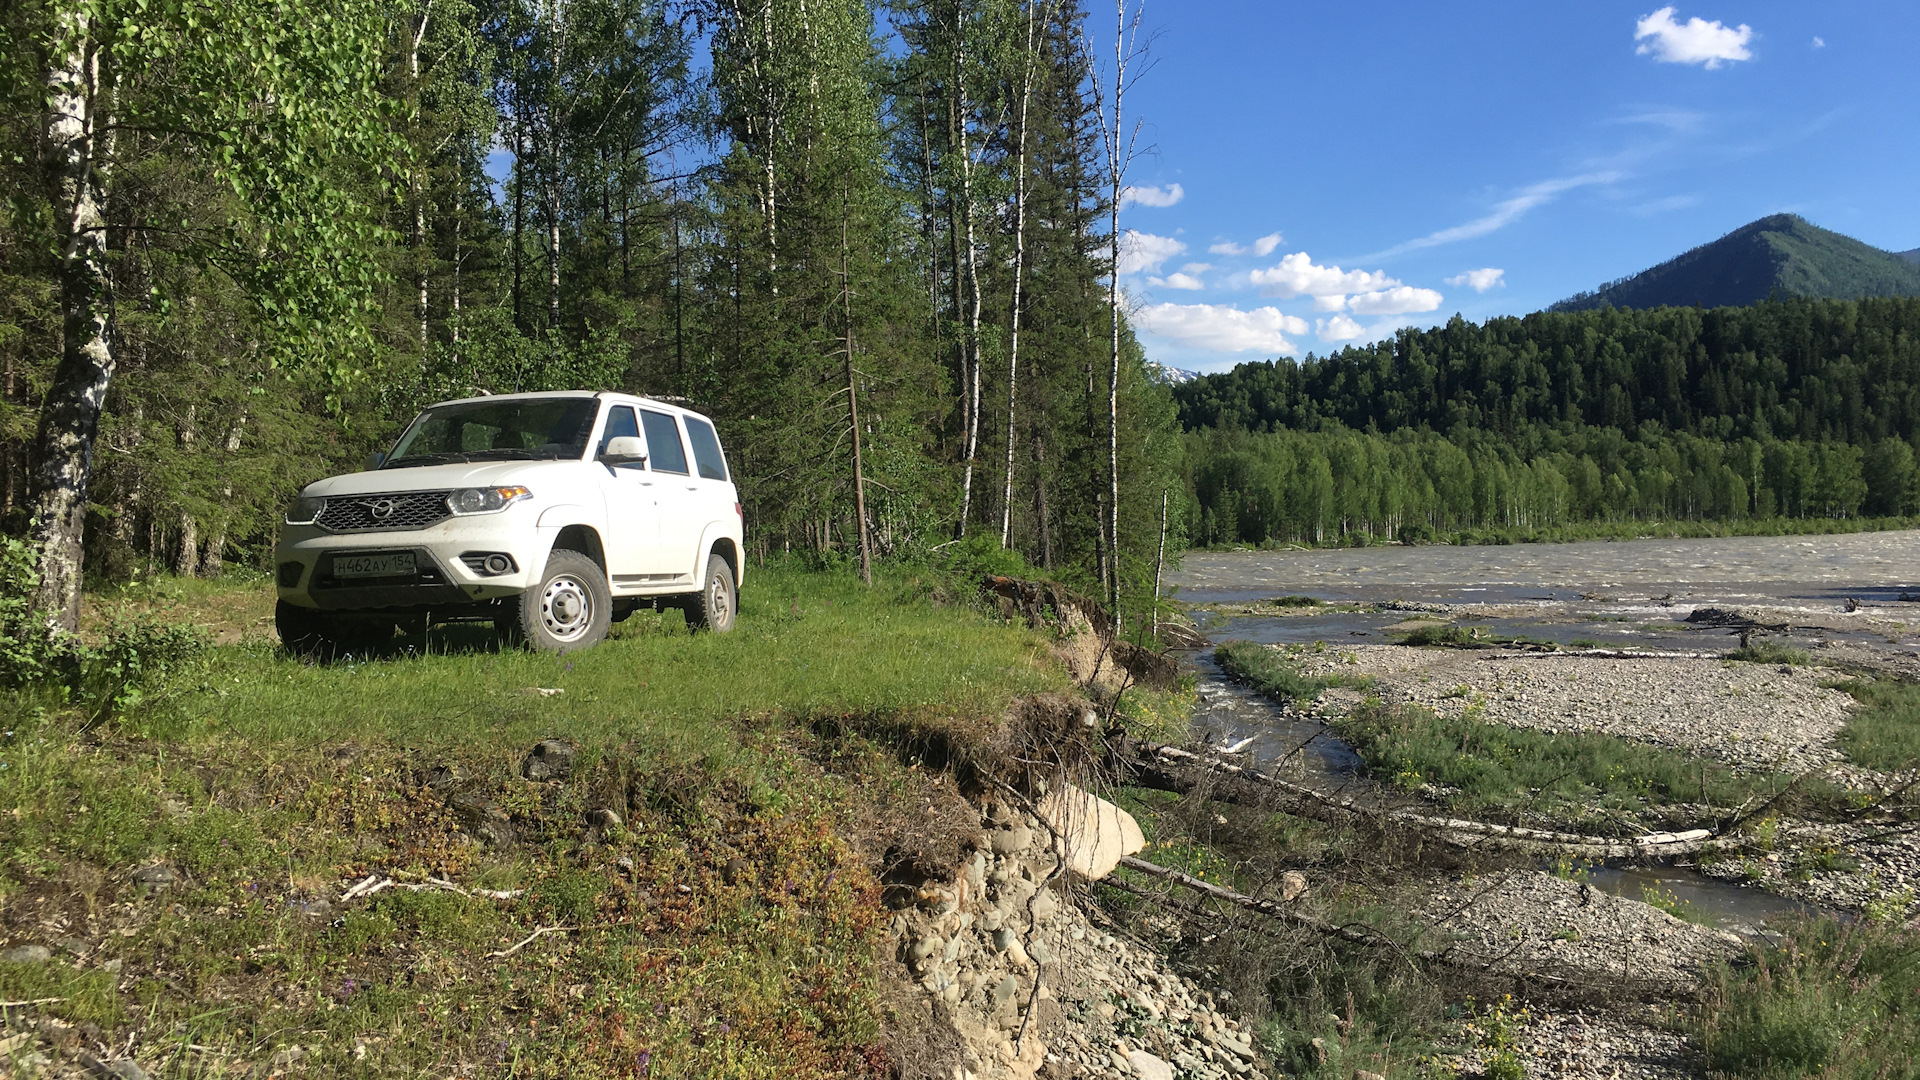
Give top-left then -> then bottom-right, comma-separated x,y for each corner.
682,553 -> 736,634
508,549 -> 612,652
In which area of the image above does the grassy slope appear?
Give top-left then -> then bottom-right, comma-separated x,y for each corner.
0,566 -> 1072,1078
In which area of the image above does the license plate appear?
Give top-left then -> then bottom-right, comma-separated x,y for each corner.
333,551 -> 416,578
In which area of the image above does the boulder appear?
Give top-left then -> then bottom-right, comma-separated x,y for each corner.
1126,1049 -> 1175,1080
520,739 -> 576,781
1036,783 -> 1144,881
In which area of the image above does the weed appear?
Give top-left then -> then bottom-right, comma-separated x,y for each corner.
1826,678 -> 1920,772
1697,916 -> 1920,1078
1329,698 -> 1843,831
1269,595 -> 1324,608
1639,884 -> 1705,924
1214,641 -> 1374,705
1728,641 -> 1812,666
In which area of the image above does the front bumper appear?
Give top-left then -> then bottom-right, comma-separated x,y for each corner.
275,520 -> 547,611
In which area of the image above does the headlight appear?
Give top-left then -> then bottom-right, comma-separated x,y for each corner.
285,496 -> 327,525
448,485 -> 532,515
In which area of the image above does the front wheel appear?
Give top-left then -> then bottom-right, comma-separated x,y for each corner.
682,554 -> 737,633
507,549 -> 612,653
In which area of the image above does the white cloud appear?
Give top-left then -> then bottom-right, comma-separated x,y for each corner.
1119,230 -> 1187,275
1312,294 -> 1349,312
1208,232 -> 1283,257
1811,36 -> 1824,48
1316,315 -> 1366,342
1348,286 -> 1443,315
1149,272 -> 1206,290
1120,183 -> 1184,209
1138,303 -> 1308,354
1250,252 -> 1400,299
1634,7 -> 1755,69
1179,262 -> 1214,274
1366,172 -> 1621,259
1445,268 -> 1506,292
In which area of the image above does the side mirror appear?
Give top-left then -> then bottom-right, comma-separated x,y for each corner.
601,436 -> 647,466
365,450 -> 387,471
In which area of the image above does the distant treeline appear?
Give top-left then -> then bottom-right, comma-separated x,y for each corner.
1175,299 -> 1920,546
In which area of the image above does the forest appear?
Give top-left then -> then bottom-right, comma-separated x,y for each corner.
0,0 -> 1184,631
1176,299 -> 1920,546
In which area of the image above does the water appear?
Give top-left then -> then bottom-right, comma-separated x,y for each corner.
1168,531 -> 1909,930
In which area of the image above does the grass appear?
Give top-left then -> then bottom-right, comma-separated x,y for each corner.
0,563 -> 1074,1078
1214,640 -> 1375,704
1728,641 -> 1813,666
1697,916 -> 1920,1079
1214,641 -> 1840,831
1825,678 -> 1920,772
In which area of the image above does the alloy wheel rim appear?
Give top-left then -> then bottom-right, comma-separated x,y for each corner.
541,576 -> 593,641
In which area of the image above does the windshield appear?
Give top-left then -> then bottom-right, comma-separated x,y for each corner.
385,398 -> 598,467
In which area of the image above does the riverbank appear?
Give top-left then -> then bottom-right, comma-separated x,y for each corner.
0,567 -> 1178,1078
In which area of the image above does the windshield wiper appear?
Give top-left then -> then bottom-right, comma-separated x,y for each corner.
384,451 -> 477,468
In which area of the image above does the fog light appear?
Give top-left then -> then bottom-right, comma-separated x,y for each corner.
484,554 -> 513,575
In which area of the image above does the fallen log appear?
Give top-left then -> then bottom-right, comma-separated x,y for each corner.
1137,743 -> 1730,859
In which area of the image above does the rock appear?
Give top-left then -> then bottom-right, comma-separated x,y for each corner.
1126,1049 -> 1175,1080
992,975 -> 1019,1009
131,864 -> 175,891
520,739 -> 577,781
911,935 -> 942,962
1,944 -> 51,964
270,1046 -> 306,1067
722,857 -> 746,885
445,791 -> 516,846
586,807 -> 623,830
1356,1072 -> 1387,1080
991,825 -> 1033,855
294,898 -> 333,918
78,1055 -> 151,1080
1279,870 -> 1309,902
1036,783 -> 1144,881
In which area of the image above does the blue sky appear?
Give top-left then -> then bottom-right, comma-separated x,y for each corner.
1114,1 -> 1920,373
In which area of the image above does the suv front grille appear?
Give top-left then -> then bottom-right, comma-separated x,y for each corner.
316,491 -> 453,533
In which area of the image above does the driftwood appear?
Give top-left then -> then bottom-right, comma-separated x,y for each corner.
1134,743 -> 1730,860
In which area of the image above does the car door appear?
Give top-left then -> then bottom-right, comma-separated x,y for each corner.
594,405 -> 657,579
639,408 -> 703,579
682,412 -> 735,531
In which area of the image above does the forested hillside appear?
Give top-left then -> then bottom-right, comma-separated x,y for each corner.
0,0 -> 1184,628
1175,298 -> 1920,546
1552,215 -> 1920,312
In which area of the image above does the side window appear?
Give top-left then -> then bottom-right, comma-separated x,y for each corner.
684,416 -> 729,482
640,410 -> 690,475
599,406 -> 640,457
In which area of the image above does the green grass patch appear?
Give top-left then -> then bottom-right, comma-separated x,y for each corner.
0,563 -> 1075,1078
1698,916 -> 1920,1079
1333,696 -> 1834,832
1729,641 -> 1813,666
1268,595 -> 1323,608
1214,640 -> 1374,703
1826,678 -> 1920,772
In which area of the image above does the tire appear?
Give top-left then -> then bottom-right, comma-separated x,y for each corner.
277,601 -> 393,660
682,553 -> 737,634
509,549 -> 612,653
276,600 -> 333,657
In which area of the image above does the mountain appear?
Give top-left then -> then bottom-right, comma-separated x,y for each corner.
1144,361 -> 1199,386
1552,214 -> 1920,312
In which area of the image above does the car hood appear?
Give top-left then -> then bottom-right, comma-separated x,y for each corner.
302,459 -> 581,497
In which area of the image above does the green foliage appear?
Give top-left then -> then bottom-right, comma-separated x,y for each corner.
1698,917 -> 1920,1080
0,536 -> 204,715
1827,678 -> 1920,772
1175,297 -> 1920,546
1728,641 -> 1811,666
1330,696 -> 1830,831
1214,640 -> 1374,704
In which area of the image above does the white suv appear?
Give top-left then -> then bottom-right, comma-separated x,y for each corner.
274,391 -> 743,654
